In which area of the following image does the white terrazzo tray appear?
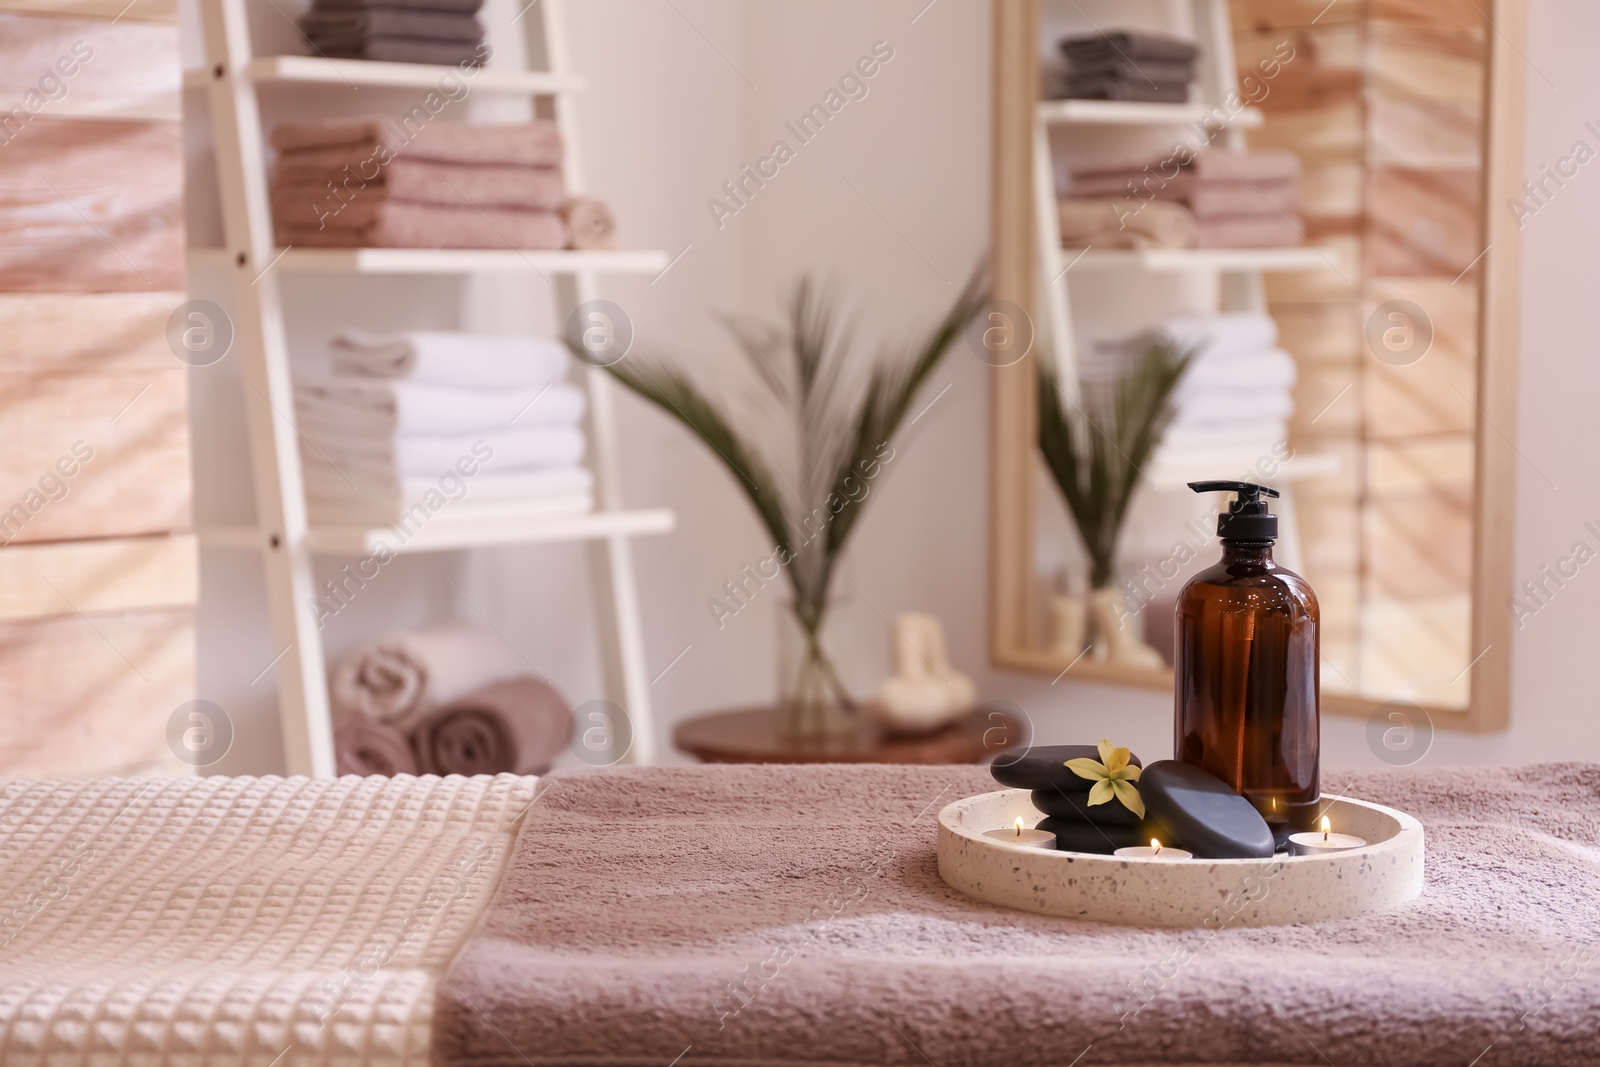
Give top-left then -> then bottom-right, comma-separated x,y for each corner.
937,788 -> 1424,927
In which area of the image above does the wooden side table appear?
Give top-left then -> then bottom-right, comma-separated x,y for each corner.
673,705 -> 1023,765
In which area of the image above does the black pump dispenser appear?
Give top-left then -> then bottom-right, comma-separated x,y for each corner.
1188,481 -> 1280,542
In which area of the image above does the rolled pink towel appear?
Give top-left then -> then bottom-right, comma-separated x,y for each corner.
334,716 -> 418,776
559,197 -> 615,250
412,676 -> 573,775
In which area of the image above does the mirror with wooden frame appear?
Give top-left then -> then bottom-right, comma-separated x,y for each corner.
988,0 -> 1523,731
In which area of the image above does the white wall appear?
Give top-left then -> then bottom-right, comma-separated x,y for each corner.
189,0 -> 1597,775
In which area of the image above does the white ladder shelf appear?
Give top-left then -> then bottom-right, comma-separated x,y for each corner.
1034,0 -> 1342,571
194,0 -> 671,775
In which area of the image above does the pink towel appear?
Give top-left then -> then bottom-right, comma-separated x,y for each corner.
411,675 -> 573,775
558,196 -> 616,250
277,200 -> 567,249
270,118 -> 563,168
333,716 -> 418,776
272,155 -> 566,211
435,761 -> 1600,1067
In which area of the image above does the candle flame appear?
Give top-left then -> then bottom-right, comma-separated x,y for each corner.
1320,815 -> 1331,841
1150,838 -> 1161,855
1014,816 -> 1025,837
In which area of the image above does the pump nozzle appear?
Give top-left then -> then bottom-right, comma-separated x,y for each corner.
1188,480 -> 1281,542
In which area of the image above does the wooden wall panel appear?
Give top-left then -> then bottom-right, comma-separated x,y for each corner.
0,292 -> 180,372
0,117 -> 183,291
0,0 -> 176,21
0,6 -> 192,775
0,608 -> 191,775
0,534 -> 196,620
0,14 -> 178,123
0,368 -> 191,541
1366,166 -> 1483,276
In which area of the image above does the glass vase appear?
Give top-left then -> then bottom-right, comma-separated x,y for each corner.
777,601 -> 857,740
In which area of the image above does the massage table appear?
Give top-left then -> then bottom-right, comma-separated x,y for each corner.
1,763 -> 1595,1066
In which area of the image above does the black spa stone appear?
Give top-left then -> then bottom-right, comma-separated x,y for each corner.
1030,788 -> 1143,825
1037,817 -> 1149,854
989,745 -> 1142,792
1139,760 -> 1276,859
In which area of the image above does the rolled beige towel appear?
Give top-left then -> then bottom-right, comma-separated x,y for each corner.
412,676 -> 573,775
330,621 -> 523,731
560,196 -> 616,250
334,716 -> 418,776
1058,197 -> 1196,249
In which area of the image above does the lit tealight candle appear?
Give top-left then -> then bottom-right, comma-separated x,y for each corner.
984,816 -> 1056,849
1113,838 -> 1193,861
1287,815 -> 1367,856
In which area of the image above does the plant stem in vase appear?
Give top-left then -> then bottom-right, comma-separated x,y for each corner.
589,270 -> 987,741
778,601 -> 856,739
1037,340 -> 1191,668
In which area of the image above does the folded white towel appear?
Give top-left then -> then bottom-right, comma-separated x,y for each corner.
1161,421 -> 1289,449
330,330 -> 572,389
1176,349 -> 1298,394
300,425 -> 586,478
1147,442 -> 1289,485
329,620 -> 524,729
304,458 -> 594,508
1169,387 -> 1294,427
294,378 -> 587,436
1154,312 -> 1278,361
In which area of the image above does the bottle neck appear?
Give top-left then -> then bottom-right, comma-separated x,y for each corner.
1220,540 -> 1275,565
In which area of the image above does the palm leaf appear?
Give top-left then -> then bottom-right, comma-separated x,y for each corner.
1037,340 -> 1192,588
591,267 -> 988,630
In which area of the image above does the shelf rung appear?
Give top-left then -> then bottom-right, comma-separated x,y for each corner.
200,507 -> 675,557
187,247 -> 670,276
184,55 -> 584,94
1061,246 -> 1341,273
1036,99 -> 1263,129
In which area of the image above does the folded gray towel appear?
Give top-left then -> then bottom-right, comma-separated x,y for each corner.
313,0 -> 483,12
301,8 -> 482,41
1061,29 -> 1200,64
310,35 -> 485,65
1058,75 -> 1190,104
1062,55 -> 1194,82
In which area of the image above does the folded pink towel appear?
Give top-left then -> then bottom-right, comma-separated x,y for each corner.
558,196 -> 615,250
1195,213 -> 1305,248
330,620 -> 522,730
1074,148 -> 1300,185
273,155 -> 566,212
270,118 -> 563,167
435,761 -> 1600,1067
412,675 -> 573,775
1071,173 -> 1300,218
277,200 -> 568,249
332,716 -> 418,775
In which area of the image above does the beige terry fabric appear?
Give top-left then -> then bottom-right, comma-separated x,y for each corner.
0,773 -> 535,1067
1059,197 -> 1197,249
270,118 -> 563,167
435,761 -> 1600,1067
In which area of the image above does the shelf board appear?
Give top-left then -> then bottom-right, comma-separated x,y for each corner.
200,507 -> 675,557
184,55 -> 583,94
1063,245 -> 1341,273
188,247 -> 669,275
1037,99 -> 1263,129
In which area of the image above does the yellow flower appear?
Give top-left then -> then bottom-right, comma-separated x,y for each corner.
1064,739 -> 1145,819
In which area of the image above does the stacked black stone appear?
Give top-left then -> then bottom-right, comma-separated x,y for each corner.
990,745 -> 1150,854
989,747 -> 1279,858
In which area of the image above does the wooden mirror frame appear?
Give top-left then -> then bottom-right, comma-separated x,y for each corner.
987,0 -> 1525,731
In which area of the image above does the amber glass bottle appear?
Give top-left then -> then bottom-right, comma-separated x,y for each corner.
1175,481 -> 1320,834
